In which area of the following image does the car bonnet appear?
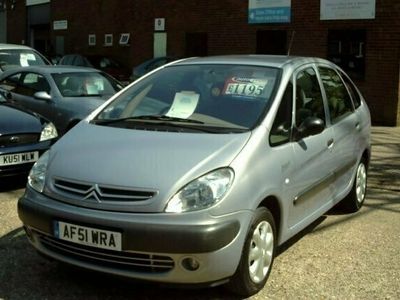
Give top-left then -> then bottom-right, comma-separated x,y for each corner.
44,121 -> 252,212
0,104 -> 43,135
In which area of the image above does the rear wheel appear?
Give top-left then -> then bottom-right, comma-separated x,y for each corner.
225,207 -> 276,297
341,159 -> 368,212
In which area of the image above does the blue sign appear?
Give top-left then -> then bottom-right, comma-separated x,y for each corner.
249,0 -> 291,24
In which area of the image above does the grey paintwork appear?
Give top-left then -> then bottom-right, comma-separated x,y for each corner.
18,55 -> 371,285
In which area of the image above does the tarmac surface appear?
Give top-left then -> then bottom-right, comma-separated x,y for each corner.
0,126 -> 399,299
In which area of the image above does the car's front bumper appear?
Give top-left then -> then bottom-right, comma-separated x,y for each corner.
18,187 -> 253,285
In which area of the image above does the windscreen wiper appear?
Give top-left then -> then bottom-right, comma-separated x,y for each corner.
93,115 -> 205,125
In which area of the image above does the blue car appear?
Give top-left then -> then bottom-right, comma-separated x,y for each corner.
0,89 -> 58,177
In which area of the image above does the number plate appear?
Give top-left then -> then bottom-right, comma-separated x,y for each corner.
0,151 -> 39,166
55,221 -> 122,251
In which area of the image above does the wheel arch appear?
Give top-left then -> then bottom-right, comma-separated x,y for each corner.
258,196 -> 282,240
362,148 -> 371,169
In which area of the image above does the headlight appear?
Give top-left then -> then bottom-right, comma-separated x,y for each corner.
165,168 -> 234,213
28,151 -> 50,193
40,122 -> 58,141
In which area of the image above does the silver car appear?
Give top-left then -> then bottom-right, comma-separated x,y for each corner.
18,55 -> 371,297
0,43 -> 50,72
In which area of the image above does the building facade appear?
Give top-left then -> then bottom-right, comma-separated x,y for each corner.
4,0 -> 400,126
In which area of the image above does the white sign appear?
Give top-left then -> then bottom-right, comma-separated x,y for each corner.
321,0 -> 376,20
53,20 -> 68,31
166,91 -> 199,119
154,18 -> 165,31
249,0 -> 291,23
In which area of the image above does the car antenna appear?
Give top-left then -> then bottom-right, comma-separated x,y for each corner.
287,31 -> 296,56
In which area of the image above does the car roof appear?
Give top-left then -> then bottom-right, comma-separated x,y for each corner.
1,65 -> 101,75
0,43 -> 38,51
171,55 -> 334,70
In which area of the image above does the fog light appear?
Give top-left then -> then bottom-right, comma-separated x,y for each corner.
181,257 -> 200,271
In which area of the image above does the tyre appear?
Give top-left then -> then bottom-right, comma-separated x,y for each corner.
225,207 -> 276,297
341,159 -> 368,213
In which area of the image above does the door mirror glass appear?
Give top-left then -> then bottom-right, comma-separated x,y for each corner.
34,91 -> 52,101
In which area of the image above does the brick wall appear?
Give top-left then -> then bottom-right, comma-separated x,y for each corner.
6,0 -> 400,125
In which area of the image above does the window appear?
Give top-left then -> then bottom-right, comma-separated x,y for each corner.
295,67 -> 325,127
88,34 -> 96,46
318,67 -> 354,123
0,73 -> 21,92
339,71 -> 361,109
104,34 -> 113,46
96,64 -> 280,130
119,33 -> 130,45
8,72 -> 51,97
270,82 -> 293,146
327,30 -> 366,79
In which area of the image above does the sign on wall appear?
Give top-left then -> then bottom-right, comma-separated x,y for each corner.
154,18 -> 165,31
53,20 -> 68,30
249,0 -> 291,24
320,0 -> 376,20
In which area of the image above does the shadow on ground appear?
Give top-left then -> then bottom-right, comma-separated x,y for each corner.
0,175 -> 27,192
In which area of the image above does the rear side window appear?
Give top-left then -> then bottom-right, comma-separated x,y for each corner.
0,73 -> 21,92
318,67 -> 354,123
339,71 -> 361,108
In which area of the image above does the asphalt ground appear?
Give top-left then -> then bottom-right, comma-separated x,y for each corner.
0,126 -> 399,299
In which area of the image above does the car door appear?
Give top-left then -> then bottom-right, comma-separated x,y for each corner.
317,65 -> 360,201
287,65 -> 336,228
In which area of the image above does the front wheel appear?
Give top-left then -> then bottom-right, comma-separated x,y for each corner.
341,159 -> 368,213
225,207 -> 276,297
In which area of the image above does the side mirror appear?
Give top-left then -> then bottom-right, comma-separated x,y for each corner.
0,89 -> 12,101
294,117 -> 325,140
34,91 -> 52,101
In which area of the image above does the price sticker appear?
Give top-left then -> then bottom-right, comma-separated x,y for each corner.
222,77 -> 268,98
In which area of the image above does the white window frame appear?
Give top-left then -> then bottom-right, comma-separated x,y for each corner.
88,34 -> 96,46
104,34 -> 113,46
119,33 -> 130,45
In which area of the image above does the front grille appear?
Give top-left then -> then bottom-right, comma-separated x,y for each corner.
0,133 -> 39,147
37,232 -> 174,273
53,178 -> 156,202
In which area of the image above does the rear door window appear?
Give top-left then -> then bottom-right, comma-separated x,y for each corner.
339,71 -> 361,109
318,67 -> 354,123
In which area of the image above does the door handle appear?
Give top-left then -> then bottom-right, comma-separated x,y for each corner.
355,122 -> 361,131
327,138 -> 334,148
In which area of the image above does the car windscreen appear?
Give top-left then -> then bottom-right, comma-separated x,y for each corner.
52,72 -> 123,97
94,64 -> 280,131
0,49 -> 49,71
